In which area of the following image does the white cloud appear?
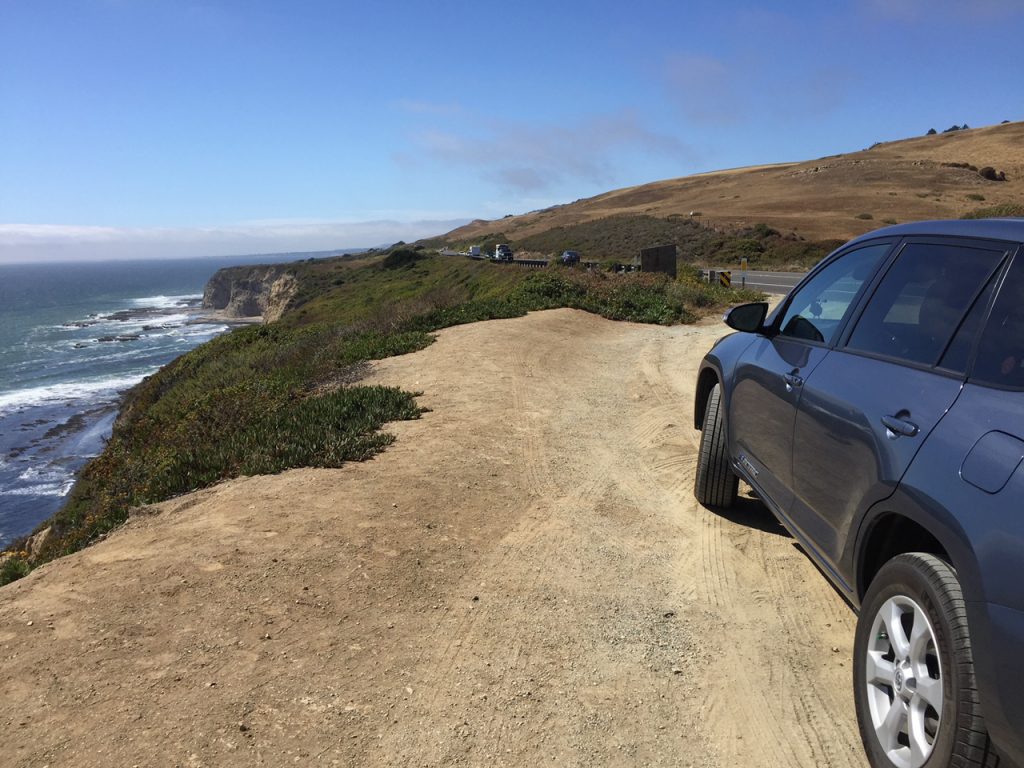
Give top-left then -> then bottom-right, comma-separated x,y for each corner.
412,111 -> 694,193
0,218 -> 471,263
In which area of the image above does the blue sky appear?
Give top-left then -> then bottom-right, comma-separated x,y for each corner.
1,0 -> 1022,261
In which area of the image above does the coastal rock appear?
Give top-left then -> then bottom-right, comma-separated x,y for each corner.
27,526 -> 53,561
202,265 -> 298,322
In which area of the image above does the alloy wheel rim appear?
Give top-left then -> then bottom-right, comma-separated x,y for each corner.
864,595 -> 943,768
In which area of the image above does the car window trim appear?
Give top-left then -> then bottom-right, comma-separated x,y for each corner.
767,236 -> 899,349
831,345 -> 970,381
834,238 -> 908,350
934,251 -> 1011,373
966,246 -> 1024,391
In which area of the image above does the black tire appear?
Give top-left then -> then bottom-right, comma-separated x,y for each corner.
694,383 -> 739,508
854,553 -> 997,768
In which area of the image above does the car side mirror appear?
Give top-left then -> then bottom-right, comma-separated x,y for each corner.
724,302 -> 769,333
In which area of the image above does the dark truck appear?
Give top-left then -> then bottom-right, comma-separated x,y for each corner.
694,219 -> 1024,768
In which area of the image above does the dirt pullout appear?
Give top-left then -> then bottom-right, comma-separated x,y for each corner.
0,309 -> 866,767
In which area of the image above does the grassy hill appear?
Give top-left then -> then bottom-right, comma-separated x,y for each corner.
435,120 -> 1024,264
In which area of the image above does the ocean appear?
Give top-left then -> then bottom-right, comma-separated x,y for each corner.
0,256 -> 287,549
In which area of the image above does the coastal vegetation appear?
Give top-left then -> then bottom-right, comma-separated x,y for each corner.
961,202 -> 1024,219
1,250 -> 759,584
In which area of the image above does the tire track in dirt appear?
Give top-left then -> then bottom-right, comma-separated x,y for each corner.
621,317 -> 865,768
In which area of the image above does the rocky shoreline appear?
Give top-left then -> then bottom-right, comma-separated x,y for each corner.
201,263 -> 297,322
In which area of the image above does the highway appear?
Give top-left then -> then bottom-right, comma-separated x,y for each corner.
441,249 -> 808,293
717,269 -> 805,294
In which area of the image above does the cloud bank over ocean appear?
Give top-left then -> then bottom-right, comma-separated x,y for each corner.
0,218 -> 470,263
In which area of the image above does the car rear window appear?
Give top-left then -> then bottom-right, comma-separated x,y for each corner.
846,242 -> 1005,368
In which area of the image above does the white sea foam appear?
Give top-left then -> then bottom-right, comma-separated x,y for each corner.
2,481 -> 75,497
84,311 -> 192,334
130,294 -> 202,310
172,324 -> 228,338
7,467 -> 76,497
0,372 -> 153,415
59,310 -> 193,334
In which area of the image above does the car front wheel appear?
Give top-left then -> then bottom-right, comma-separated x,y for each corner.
853,552 -> 996,768
694,382 -> 738,508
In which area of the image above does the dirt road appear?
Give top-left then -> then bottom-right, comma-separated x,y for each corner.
0,309 -> 867,767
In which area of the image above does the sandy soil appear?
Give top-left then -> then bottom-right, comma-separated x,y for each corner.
0,309 -> 867,767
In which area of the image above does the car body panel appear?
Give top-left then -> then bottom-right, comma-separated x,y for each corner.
789,352 -> 962,571
968,601 -> 1024,767
695,219 -> 1024,766
729,336 -> 830,512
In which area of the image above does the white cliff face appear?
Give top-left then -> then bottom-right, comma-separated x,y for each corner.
202,266 -> 298,322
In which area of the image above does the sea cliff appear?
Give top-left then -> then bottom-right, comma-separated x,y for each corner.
202,264 -> 298,322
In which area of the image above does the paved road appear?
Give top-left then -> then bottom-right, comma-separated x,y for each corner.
717,269 -> 806,294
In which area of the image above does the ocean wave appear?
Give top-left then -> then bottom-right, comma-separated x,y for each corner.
171,324 -> 228,338
0,371 -> 154,415
130,294 -> 202,310
6,467 -> 76,498
1,480 -> 75,498
18,466 -> 69,483
80,311 -> 193,333
58,311 -> 194,335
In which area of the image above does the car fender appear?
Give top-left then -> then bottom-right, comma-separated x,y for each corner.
853,486 -> 978,604
694,331 -> 758,430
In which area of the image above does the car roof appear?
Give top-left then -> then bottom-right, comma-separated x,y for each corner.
848,218 -> 1024,247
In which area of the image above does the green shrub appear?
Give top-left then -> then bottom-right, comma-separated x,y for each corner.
966,194 -> 986,201
381,248 -> 425,270
962,203 -> 1024,219
0,555 -> 30,587
855,213 -> 874,220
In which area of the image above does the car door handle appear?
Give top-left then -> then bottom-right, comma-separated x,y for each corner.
881,414 -> 919,438
783,372 -> 804,392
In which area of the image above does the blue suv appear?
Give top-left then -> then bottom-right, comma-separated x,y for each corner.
695,219 -> 1024,768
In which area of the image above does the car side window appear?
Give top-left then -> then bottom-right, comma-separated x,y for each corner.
776,243 -> 890,344
846,242 -> 1005,367
972,253 -> 1024,389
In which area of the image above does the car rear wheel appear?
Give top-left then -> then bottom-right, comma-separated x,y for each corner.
854,553 -> 996,768
694,383 -> 738,508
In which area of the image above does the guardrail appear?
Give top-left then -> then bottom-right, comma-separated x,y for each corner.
702,269 -> 733,287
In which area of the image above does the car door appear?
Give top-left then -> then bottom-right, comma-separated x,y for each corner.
788,237 -> 1011,581
728,241 -> 893,512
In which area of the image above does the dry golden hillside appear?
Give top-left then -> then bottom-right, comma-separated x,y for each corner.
446,121 -> 1024,243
